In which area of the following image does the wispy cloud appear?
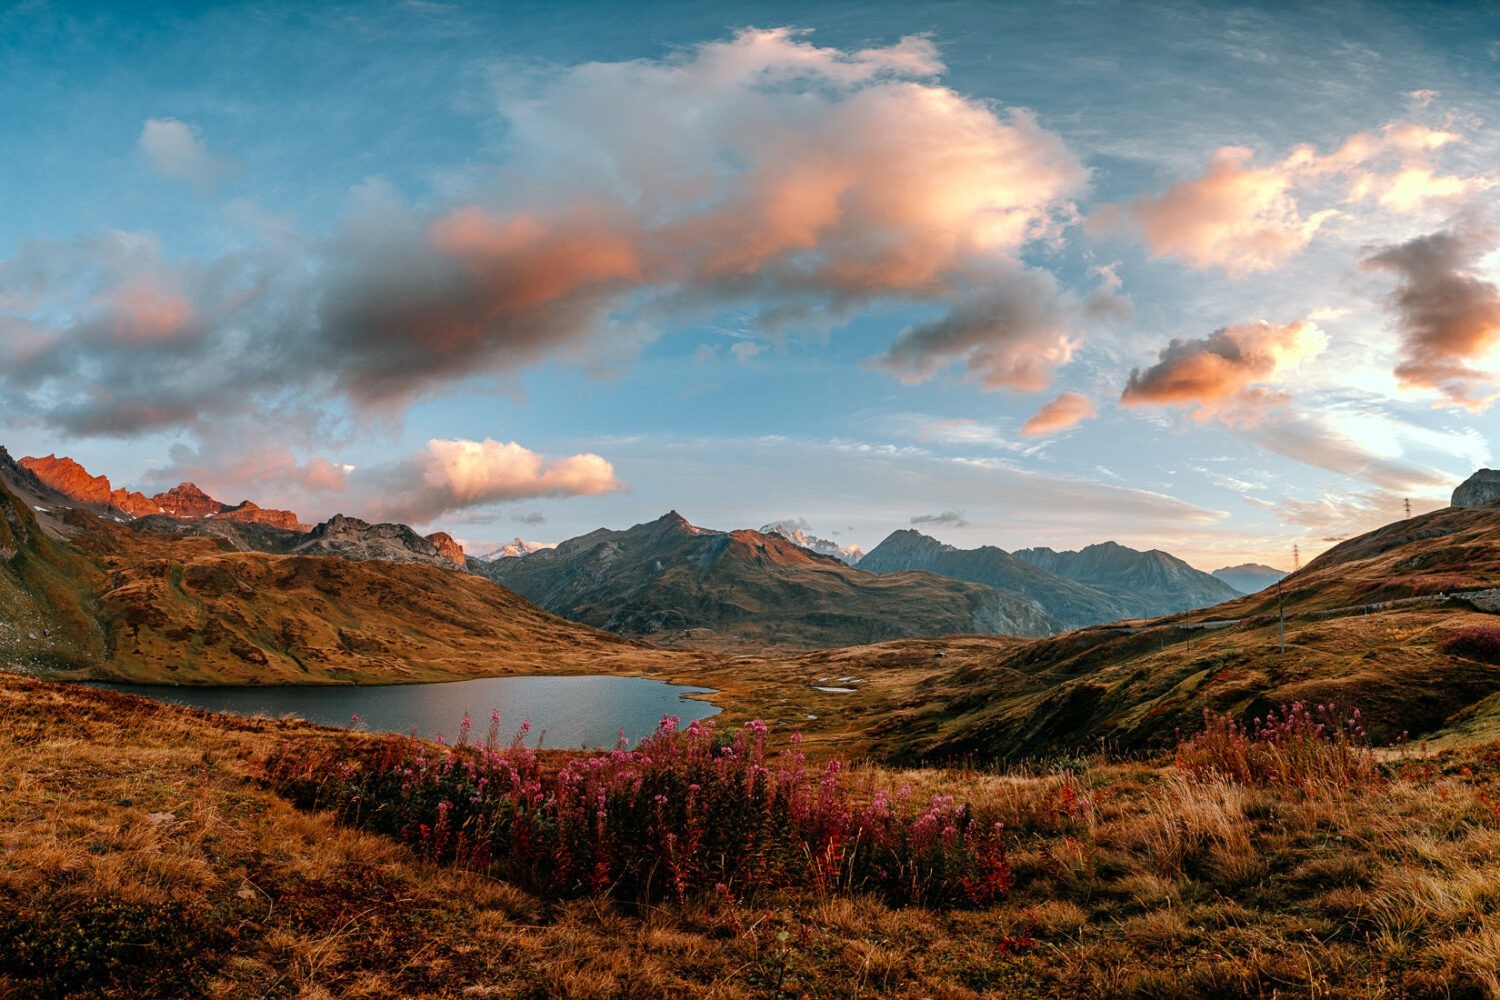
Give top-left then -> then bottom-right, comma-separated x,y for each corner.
1020,391 -> 1097,436
911,509 -> 968,527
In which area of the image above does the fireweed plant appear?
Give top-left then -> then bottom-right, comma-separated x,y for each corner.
1174,701 -> 1382,788
261,715 -> 1013,907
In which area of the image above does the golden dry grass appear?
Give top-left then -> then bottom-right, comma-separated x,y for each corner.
8,672 -> 1500,998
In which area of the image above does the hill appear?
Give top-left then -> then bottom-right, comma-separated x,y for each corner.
476,512 -> 1060,650
870,499 -> 1500,763
0,449 -> 690,684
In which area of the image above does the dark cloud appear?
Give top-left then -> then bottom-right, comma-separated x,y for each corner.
1361,222 -> 1500,410
911,509 -> 968,527
515,511 -> 548,525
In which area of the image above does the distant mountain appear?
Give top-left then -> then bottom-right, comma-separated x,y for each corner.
475,512 -> 1060,650
16,452 -> 465,569
477,538 -> 557,560
20,454 -> 306,530
859,529 -> 1127,629
1211,563 -> 1287,594
760,521 -> 864,565
1012,541 -> 1238,619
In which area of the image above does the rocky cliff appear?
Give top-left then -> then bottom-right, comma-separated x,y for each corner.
1453,469 -> 1500,508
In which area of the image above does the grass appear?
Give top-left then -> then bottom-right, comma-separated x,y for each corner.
8,674 -> 1500,997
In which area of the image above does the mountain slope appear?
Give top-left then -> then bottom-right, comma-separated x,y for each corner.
0,453 -> 685,684
476,512 -> 1060,650
875,500 -> 1500,763
859,529 -> 1125,629
1012,540 -> 1238,618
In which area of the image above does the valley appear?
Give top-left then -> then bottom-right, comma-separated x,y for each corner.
8,446 -> 1500,998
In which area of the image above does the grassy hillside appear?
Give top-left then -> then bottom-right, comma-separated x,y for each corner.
871,502 -> 1500,763
7,672 -> 1500,998
0,476 -> 705,685
0,477 -> 108,672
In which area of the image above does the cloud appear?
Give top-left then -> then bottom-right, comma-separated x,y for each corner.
1120,146 -> 1336,276
0,29 -> 1092,438
1361,222 -> 1500,410
1121,320 -> 1328,420
514,510 -> 548,525
1105,120 -> 1488,274
1243,489 -> 1420,539
368,438 -> 623,523
1020,391 -> 1097,436
874,266 -> 1081,390
138,118 -> 226,191
911,509 -> 967,527
730,340 -> 766,363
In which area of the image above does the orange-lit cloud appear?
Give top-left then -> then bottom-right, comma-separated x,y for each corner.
1108,120 -> 1488,275
1362,223 -> 1500,410
320,29 -> 1089,407
1122,146 -> 1335,276
1121,320 -> 1328,420
1021,391 -> 1097,436
109,277 -> 193,342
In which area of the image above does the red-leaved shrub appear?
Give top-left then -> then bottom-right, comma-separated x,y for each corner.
261,715 -> 1011,908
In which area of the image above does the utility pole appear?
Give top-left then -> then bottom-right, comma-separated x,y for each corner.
1405,497 -> 1412,519
1293,544 -> 1301,572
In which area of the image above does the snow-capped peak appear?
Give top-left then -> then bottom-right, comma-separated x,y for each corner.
760,521 -> 863,565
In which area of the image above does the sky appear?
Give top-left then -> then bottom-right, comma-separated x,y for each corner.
2,0 -> 1498,569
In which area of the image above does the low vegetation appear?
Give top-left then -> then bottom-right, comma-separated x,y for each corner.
262,715 -> 1014,908
6,674 -> 1500,996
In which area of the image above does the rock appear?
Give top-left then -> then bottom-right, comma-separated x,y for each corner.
425,531 -> 466,567
296,514 -> 460,569
153,482 -> 226,518
215,500 -> 306,532
1453,469 -> 1500,508
19,454 -> 161,516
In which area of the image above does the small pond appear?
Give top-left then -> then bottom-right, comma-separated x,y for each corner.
90,674 -> 720,748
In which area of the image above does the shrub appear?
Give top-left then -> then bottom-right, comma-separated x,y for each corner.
1444,627 -> 1500,665
1174,701 -> 1379,789
261,715 -> 1011,908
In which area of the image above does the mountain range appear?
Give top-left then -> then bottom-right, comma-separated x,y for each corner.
858,530 -> 1237,628
474,511 -> 1059,649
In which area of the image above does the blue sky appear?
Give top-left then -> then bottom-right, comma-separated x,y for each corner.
2,0 -> 1498,568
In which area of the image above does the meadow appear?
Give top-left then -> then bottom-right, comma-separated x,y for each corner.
5,672 -> 1500,998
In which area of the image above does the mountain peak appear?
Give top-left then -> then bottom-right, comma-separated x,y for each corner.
759,520 -> 864,565
1454,469 -> 1500,508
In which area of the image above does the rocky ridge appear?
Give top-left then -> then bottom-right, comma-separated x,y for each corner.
1453,469 -> 1500,508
